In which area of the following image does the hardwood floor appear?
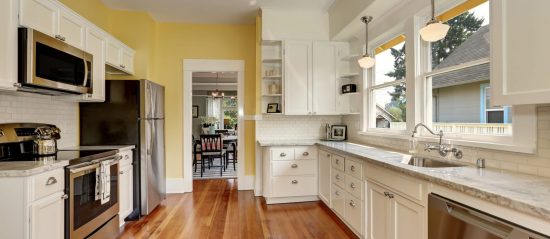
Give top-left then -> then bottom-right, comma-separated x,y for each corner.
119,179 -> 358,239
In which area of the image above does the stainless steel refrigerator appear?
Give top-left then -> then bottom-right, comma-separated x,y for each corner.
80,79 -> 166,216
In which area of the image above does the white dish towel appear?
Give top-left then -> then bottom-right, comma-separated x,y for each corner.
95,161 -> 111,205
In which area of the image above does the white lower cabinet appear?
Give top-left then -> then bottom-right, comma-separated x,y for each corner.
318,150 -> 331,206
118,149 -> 134,227
366,180 -> 426,239
0,168 -> 66,239
30,191 -> 65,239
263,146 -> 318,204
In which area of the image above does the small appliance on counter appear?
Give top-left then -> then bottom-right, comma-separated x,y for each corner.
322,124 -> 347,141
342,84 -> 357,94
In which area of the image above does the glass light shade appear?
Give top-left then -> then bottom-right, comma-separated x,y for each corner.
419,21 -> 450,42
358,55 -> 375,69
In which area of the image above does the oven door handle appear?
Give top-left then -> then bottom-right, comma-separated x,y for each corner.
67,155 -> 122,173
69,162 -> 100,174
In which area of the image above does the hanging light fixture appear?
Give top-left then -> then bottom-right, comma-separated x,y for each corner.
211,72 -> 225,98
419,0 -> 450,42
358,16 -> 375,69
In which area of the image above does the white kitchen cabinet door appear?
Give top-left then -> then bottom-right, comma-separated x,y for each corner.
83,28 -> 106,102
30,192 -> 65,239
57,9 -> 85,49
390,194 -> 425,239
366,181 -> 391,239
491,0 -> 550,105
312,42 -> 338,115
284,40 -> 312,115
106,39 -> 122,68
121,49 -> 135,75
19,0 -> 58,37
119,164 -> 133,226
318,150 -> 331,206
0,0 -> 18,91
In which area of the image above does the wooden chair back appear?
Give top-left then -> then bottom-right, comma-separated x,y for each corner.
200,134 -> 223,153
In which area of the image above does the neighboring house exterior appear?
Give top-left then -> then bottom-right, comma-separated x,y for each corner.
431,25 -> 511,124
376,104 -> 397,128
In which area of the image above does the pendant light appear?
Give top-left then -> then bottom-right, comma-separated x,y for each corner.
419,0 -> 450,42
358,16 -> 375,69
211,72 -> 225,98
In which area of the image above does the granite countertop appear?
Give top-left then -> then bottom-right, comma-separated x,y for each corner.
257,139 -> 321,146
260,139 -> 550,222
59,145 -> 135,152
0,159 -> 69,177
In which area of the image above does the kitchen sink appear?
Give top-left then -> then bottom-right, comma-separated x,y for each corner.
404,157 -> 466,168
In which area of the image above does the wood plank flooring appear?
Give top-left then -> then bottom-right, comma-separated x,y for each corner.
119,179 -> 358,239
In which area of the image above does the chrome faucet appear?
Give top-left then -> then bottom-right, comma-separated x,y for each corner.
411,123 -> 463,159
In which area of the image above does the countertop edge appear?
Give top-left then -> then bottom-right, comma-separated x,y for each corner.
0,160 -> 69,177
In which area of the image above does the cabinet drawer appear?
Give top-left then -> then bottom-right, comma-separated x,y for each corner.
294,146 -> 317,160
331,154 -> 345,171
31,169 -> 64,201
331,184 -> 345,217
271,148 -> 295,160
345,194 -> 363,236
366,163 -> 426,204
345,158 -> 363,180
345,175 -> 363,200
332,168 -> 345,189
271,176 -> 317,197
272,160 -> 317,176
119,150 -> 133,167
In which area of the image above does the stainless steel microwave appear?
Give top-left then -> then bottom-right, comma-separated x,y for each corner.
18,28 -> 93,95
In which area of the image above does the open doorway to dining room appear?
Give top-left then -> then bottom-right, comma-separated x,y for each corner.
192,71 -> 239,180
183,59 -> 245,192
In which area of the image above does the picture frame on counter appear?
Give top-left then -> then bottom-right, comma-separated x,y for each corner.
267,103 -> 280,113
331,125 -> 347,140
192,105 -> 199,118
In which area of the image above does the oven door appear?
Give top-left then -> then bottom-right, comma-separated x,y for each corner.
18,28 -> 93,94
68,160 -> 119,239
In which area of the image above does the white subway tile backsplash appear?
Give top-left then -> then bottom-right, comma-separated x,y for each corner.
0,93 -> 78,148
256,115 -> 343,141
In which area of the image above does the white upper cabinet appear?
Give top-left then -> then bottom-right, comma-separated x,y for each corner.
0,0 -> 18,91
491,0 -> 550,105
312,42 -> 338,115
19,0 -> 58,37
284,40 -> 312,115
57,9 -> 86,49
84,27 -> 106,101
121,48 -> 135,74
106,37 -> 135,75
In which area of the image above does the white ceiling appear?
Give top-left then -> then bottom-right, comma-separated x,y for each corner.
101,0 -> 335,24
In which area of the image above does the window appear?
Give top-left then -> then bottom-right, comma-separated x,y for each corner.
223,97 -> 238,129
425,1 -> 513,137
366,35 -> 407,131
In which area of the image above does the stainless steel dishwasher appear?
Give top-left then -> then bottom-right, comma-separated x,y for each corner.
428,194 -> 548,239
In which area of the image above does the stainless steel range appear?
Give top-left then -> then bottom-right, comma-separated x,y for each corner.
0,123 -> 121,239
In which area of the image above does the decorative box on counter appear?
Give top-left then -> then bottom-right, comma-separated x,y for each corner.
342,84 -> 357,94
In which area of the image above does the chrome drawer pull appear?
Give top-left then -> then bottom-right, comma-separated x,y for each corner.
335,174 -> 341,180
280,152 -> 286,157
125,155 -> 130,160
335,191 -> 340,196
45,177 -> 57,186
388,193 -> 394,199
326,154 -> 330,157
384,192 -> 389,197
291,164 -> 298,168
335,159 -> 339,164
350,165 -> 355,172
61,194 -> 68,200
349,200 -> 356,207
350,183 -> 356,189
291,180 -> 298,184
302,152 -> 309,156
120,171 -> 125,175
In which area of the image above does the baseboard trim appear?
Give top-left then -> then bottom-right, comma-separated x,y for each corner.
265,195 -> 320,204
238,175 -> 255,190
166,178 -> 187,194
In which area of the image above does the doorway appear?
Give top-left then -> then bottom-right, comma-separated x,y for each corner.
183,59 -> 245,192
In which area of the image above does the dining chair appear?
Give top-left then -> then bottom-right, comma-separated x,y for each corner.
200,134 -> 226,176
225,142 -> 237,171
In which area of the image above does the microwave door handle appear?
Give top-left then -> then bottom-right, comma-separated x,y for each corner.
82,58 -> 88,88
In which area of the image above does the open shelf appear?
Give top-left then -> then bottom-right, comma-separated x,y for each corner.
262,94 -> 282,97
341,92 -> 360,96
262,58 -> 283,63
338,73 -> 360,78
262,75 -> 282,79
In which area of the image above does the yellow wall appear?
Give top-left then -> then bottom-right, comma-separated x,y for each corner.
59,0 -> 257,179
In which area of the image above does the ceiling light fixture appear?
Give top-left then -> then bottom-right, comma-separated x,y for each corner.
358,16 -> 375,69
249,0 -> 257,6
419,0 -> 450,42
211,72 -> 225,98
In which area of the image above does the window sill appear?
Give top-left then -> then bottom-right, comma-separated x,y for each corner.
356,131 -> 536,154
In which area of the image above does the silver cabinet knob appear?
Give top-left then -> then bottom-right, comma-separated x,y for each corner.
335,159 -> 339,164
350,183 -> 356,189
350,165 -> 356,172
291,164 -> 298,168
335,190 -> 340,196
302,152 -> 309,156
335,174 -> 341,180
61,194 -> 69,200
349,200 -> 356,207
291,180 -> 298,184
388,194 -> 394,199
120,171 -> 124,175
125,155 -> 130,160
46,177 -> 57,186
280,152 -> 286,157
326,153 -> 330,157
